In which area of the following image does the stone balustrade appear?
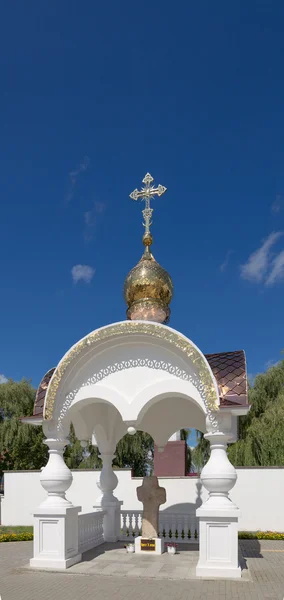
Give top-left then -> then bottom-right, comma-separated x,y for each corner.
78,510 -> 106,553
120,510 -> 199,543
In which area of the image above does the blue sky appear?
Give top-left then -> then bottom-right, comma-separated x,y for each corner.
1,1 -> 284,398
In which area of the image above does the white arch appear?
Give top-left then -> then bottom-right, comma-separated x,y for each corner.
43,321 -> 219,426
130,378 -> 207,423
69,384 -> 129,418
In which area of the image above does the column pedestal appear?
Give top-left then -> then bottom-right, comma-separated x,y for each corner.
30,506 -> 82,569
196,428 -> 241,579
196,506 -> 240,578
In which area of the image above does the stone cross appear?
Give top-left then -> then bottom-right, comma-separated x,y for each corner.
136,476 -> 166,538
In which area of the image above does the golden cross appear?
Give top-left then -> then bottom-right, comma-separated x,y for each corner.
130,173 -> 167,233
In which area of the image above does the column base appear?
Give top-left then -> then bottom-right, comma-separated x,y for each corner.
134,536 -> 165,555
30,553 -> 82,570
196,565 -> 241,579
196,506 -> 241,580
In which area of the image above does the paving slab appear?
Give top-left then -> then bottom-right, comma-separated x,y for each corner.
1,540 -> 284,599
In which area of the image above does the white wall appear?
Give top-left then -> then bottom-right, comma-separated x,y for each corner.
1,468 -> 283,532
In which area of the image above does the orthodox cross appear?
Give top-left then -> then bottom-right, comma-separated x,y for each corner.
136,476 -> 166,538
130,173 -> 167,234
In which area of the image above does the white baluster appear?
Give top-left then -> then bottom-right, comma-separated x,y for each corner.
134,512 -> 139,538
177,514 -> 182,543
165,516 -> 170,542
121,511 -> 127,539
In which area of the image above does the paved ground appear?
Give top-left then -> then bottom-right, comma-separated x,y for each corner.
1,540 -> 284,599
51,542 -> 251,580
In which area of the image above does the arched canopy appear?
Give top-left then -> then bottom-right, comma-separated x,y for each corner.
43,321 -> 219,444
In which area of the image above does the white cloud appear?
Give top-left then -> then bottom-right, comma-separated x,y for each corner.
0,374 -> 8,384
271,194 -> 284,213
220,250 -> 233,272
265,359 -> 280,370
83,201 -> 106,242
240,232 -> 283,283
265,250 -> 284,286
71,264 -> 95,284
65,156 -> 90,204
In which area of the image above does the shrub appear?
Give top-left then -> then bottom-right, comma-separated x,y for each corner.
238,531 -> 284,540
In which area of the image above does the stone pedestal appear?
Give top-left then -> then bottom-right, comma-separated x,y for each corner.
30,506 -> 82,569
196,508 -> 240,578
196,428 -> 241,579
134,536 -> 165,555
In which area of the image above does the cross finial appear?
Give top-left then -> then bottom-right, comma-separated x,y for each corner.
130,173 -> 167,235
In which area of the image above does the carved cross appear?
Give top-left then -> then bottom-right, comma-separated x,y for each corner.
136,476 -> 166,538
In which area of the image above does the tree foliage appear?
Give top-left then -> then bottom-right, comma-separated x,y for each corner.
64,424 -> 102,470
228,361 -> 284,466
192,431 -> 210,473
180,428 -> 192,473
192,360 -> 284,470
0,379 -> 48,476
114,431 -> 154,476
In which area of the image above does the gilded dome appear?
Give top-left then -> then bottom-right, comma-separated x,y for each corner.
125,172 -> 173,323
124,238 -> 173,324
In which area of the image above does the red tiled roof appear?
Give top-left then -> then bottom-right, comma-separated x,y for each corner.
33,368 -> 55,416
205,350 -> 248,406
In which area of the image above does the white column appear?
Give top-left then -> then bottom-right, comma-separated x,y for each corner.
196,415 -> 241,579
95,452 -> 123,542
30,427 -> 82,570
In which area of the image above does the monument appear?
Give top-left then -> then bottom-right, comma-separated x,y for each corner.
25,172 -> 248,578
135,476 -> 166,555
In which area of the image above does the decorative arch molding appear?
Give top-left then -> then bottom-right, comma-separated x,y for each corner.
43,320 -> 219,423
130,378 -> 208,423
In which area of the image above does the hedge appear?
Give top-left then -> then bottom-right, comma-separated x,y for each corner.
0,532 -> 34,543
0,530 -> 284,543
238,531 -> 284,540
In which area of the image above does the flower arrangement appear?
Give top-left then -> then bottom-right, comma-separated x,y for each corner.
166,542 -> 178,554
124,542 -> 135,553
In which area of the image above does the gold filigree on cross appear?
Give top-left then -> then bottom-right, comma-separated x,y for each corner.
130,173 -> 167,233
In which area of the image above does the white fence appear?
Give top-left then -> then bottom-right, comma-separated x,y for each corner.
120,510 -> 199,543
78,510 -> 105,553
2,468 -> 284,532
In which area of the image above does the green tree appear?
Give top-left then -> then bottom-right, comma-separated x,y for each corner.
114,431 -> 154,476
192,360 -> 284,470
65,424 -> 102,470
0,379 -> 48,476
180,428 -> 193,473
228,361 -> 284,466
238,360 -> 284,440
192,431 -> 210,473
